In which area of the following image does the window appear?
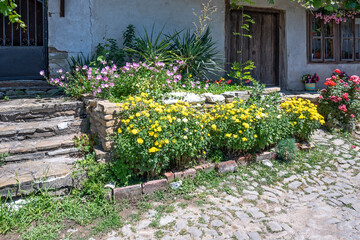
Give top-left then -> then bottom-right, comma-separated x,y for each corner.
308,13 -> 360,63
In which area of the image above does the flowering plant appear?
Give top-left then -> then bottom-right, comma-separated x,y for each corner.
41,63 -> 118,99
281,98 -> 325,141
301,73 -> 319,84
318,69 -> 360,127
111,93 -> 325,184
315,10 -> 357,24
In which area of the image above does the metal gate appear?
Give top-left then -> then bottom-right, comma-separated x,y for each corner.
0,0 -> 47,80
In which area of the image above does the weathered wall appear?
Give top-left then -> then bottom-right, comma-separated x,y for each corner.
240,0 -> 360,90
48,0 -> 92,75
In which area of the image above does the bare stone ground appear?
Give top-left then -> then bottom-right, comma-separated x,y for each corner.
65,130 -> 360,240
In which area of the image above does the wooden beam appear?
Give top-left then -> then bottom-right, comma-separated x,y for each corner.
60,0 -> 65,17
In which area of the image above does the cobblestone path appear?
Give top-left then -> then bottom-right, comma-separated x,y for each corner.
97,130 -> 360,240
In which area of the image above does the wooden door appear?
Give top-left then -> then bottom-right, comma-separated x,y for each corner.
229,9 -> 279,86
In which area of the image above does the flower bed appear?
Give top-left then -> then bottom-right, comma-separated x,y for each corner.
83,93 -> 324,185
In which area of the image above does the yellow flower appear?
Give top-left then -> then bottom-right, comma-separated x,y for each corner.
137,138 -> 144,144
225,133 -> 232,138
254,134 -> 258,138
131,129 -> 139,135
118,128 -> 122,134
149,147 -> 159,153
211,124 -> 217,131
183,136 -> 188,140
155,141 -> 159,146
164,139 -> 169,144
189,74 -> 193,78
157,126 -> 162,132
203,151 -> 206,155
172,139 -> 177,143
135,112 -> 141,117
233,134 -> 238,138
242,137 -> 248,142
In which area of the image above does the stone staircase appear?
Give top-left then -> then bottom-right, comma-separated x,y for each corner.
0,97 -> 86,197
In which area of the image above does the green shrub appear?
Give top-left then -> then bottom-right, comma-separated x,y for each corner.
171,28 -> 222,79
318,69 -> 360,128
276,138 -> 297,162
112,93 -> 209,185
280,98 -> 325,141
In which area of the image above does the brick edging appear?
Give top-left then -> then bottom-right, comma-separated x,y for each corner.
111,151 -> 277,202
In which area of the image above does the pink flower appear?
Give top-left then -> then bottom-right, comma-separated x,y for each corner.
339,104 -> 347,112
352,145 -> 356,149
350,114 -> 355,118
319,95 -> 323,99
342,93 -> 349,101
39,70 -> 45,76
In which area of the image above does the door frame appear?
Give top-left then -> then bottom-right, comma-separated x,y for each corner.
225,2 -> 287,89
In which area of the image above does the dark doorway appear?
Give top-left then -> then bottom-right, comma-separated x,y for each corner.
227,7 -> 285,86
0,0 -> 47,80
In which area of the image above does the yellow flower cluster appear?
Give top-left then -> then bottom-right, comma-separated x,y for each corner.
280,98 -> 325,125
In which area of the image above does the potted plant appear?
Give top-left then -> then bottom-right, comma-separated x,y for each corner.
302,73 -> 319,92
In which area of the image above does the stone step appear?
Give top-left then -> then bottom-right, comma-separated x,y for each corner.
0,80 -> 62,99
0,116 -> 87,142
0,97 -> 85,122
0,134 -> 80,163
0,156 -> 80,197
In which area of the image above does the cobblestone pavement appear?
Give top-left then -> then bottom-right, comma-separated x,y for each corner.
99,130 -> 360,240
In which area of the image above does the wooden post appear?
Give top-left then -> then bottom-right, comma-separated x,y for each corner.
60,0 -> 65,17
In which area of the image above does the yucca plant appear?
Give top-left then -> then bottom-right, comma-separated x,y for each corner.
125,26 -> 176,64
170,27 -> 223,80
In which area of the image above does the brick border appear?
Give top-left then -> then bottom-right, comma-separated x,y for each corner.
111,160 -> 239,202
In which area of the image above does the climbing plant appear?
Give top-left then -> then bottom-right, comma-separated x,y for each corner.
0,0 -> 25,27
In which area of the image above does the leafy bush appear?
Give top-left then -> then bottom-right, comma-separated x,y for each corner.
111,61 -> 184,100
280,97 -> 325,141
207,99 -> 292,152
276,138 -> 297,162
112,93 -> 209,185
95,39 -> 125,67
318,69 -> 360,127
43,64 -> 118,98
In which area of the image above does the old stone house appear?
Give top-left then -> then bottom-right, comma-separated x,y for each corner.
0,0 -> 359,90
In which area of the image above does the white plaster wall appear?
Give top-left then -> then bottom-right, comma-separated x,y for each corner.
48,0 -> 92,57
89,0 -> 225,61
240,0 -> 360,90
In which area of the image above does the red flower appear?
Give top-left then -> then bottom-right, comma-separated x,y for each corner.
227,80 -> 231,84
330,96 -> 341,103
334,69 -> 341,74
342,93 -> 349,101
339,104 -> 347,112
325,80 -> 336,86
206,80 -> 209,83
